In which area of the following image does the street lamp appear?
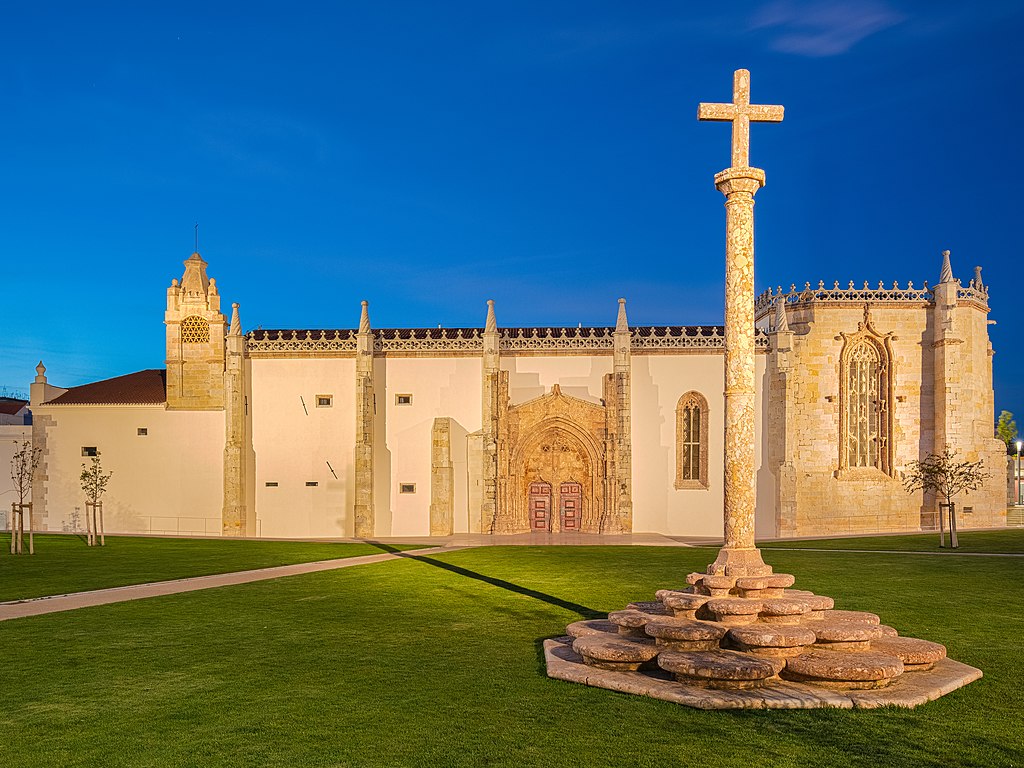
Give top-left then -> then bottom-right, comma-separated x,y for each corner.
1017,440 -> 1023,506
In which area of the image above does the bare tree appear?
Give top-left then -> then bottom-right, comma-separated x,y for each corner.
80,454 -> 112,546
903,450 -> 989,548
9,440 -> 42,554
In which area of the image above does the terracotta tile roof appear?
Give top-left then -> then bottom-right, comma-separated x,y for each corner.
48,370 -> 167,406
0,398 -> 28,415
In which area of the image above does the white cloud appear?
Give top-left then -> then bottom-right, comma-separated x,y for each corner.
750,0 -> 906,56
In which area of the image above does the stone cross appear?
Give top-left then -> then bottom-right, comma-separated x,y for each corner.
698,69 -> 783,168
700,69 -> 783,578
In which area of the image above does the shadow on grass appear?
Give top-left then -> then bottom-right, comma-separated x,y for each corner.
362,540 -> 603,620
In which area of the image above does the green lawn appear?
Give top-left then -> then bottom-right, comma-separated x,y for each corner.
0,534 -> 422,602
760,527 -> 1024,554
0,544 -> 1021,767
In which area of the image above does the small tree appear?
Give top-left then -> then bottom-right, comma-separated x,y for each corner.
997,411 -> 1019,455
903,450 -> 989,548
80,454 -> 112,546
9,440 -> 42,554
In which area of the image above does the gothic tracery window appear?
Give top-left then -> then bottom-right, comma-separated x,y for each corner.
846,341 -> 881,468
180,315 -> 210,344
675,391 -> 709,490
838,311 -> 895,476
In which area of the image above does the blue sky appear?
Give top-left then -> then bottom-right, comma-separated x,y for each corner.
2,1 -> 1021,419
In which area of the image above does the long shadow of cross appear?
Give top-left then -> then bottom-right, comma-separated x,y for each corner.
364,541 -> 603,620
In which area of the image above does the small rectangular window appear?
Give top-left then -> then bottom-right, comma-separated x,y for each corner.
396,394 -> 413,406
399,483 -> 416,494
265,482 -> 279,487
316,395 -> 333,408
305,481 -> 319,487
137,428 -> 148,436
82,447 -> 98,457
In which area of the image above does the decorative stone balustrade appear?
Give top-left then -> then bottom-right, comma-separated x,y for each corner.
246,325 -> 772,356
754,278 -> 990,324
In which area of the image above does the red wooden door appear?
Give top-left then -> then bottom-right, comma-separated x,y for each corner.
560,482 -> 582,531
529,482 -> 552,531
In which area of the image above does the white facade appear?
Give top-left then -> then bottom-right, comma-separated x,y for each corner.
23,252 -> 1005,539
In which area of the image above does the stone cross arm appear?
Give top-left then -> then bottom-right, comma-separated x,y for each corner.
698,69 -> 784,169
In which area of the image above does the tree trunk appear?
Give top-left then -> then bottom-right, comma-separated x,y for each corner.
949,500 -> 958,549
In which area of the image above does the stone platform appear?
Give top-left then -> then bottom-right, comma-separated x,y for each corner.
545,570 -> 981,709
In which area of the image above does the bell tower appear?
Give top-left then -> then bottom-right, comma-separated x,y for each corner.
165,252 -> 227,410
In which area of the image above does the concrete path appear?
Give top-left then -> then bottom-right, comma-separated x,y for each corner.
0,544 -> 467,623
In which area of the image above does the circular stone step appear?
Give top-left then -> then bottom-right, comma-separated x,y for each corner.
565,619 -> 618,638
825,610 -> 881,624
658,649 -> 784,689
655,589 -> 691,601
759,598 -> 811,625
661,593 -> 711,619
644,618 -> 727,650
801,594 -> 835,614
608,609 -> 659,637
812,621 -> 890,651
784,649 -> 904,689
871,636 -> 946,671
704,597 -> 763,625
572,635 -> 660,671
626,601 -> 671,616
727,625 -> 817,657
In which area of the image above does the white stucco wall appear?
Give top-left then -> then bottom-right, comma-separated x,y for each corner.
250,358 -> 356,538
32,405 -> 224,534
378,357 -> 483,536
630,353 -> 773,537
503,355 -> 612,406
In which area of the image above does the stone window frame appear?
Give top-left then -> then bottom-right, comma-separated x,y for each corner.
395,394 -> 413,406
399,482 -> 417,494
316,394 -> 333,408
674,391 -> 709,490
837,308 -> 896,478
180,315 -> 211,344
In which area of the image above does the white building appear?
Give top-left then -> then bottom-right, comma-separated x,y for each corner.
25,250 -> 1006,538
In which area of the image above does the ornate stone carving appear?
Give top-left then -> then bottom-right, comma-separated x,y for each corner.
495,385 -> 614,534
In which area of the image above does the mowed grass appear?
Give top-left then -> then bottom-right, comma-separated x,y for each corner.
0,544 -> 1022,767
760,527 -> 1024,554
0,534 -> 423,601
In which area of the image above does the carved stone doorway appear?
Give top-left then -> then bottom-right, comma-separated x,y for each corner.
528,482 -> 552,531
560,482 -> 582,531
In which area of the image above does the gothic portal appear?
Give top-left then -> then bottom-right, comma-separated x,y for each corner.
492,383 -> 628,534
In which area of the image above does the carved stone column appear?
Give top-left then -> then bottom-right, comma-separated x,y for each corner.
429,417 -> 454,536
222,303 -> 249,535
354,301 -> 375,538
481,300 -> 502,532
608,298 -> 633,533
708,167 -> 771,577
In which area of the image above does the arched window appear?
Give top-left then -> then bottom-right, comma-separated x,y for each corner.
846,341 -> 881,468
838,308 -> 895,476
180,315 -> 210,344
675,391 -> 709,490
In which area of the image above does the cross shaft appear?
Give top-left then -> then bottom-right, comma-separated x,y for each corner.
698,69 -> 783,168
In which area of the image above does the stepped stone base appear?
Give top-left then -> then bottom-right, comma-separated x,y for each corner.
544,639 -> 981,709
545,554 -> 982,709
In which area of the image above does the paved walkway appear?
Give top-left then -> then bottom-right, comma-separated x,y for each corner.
0,544 -> 467,623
